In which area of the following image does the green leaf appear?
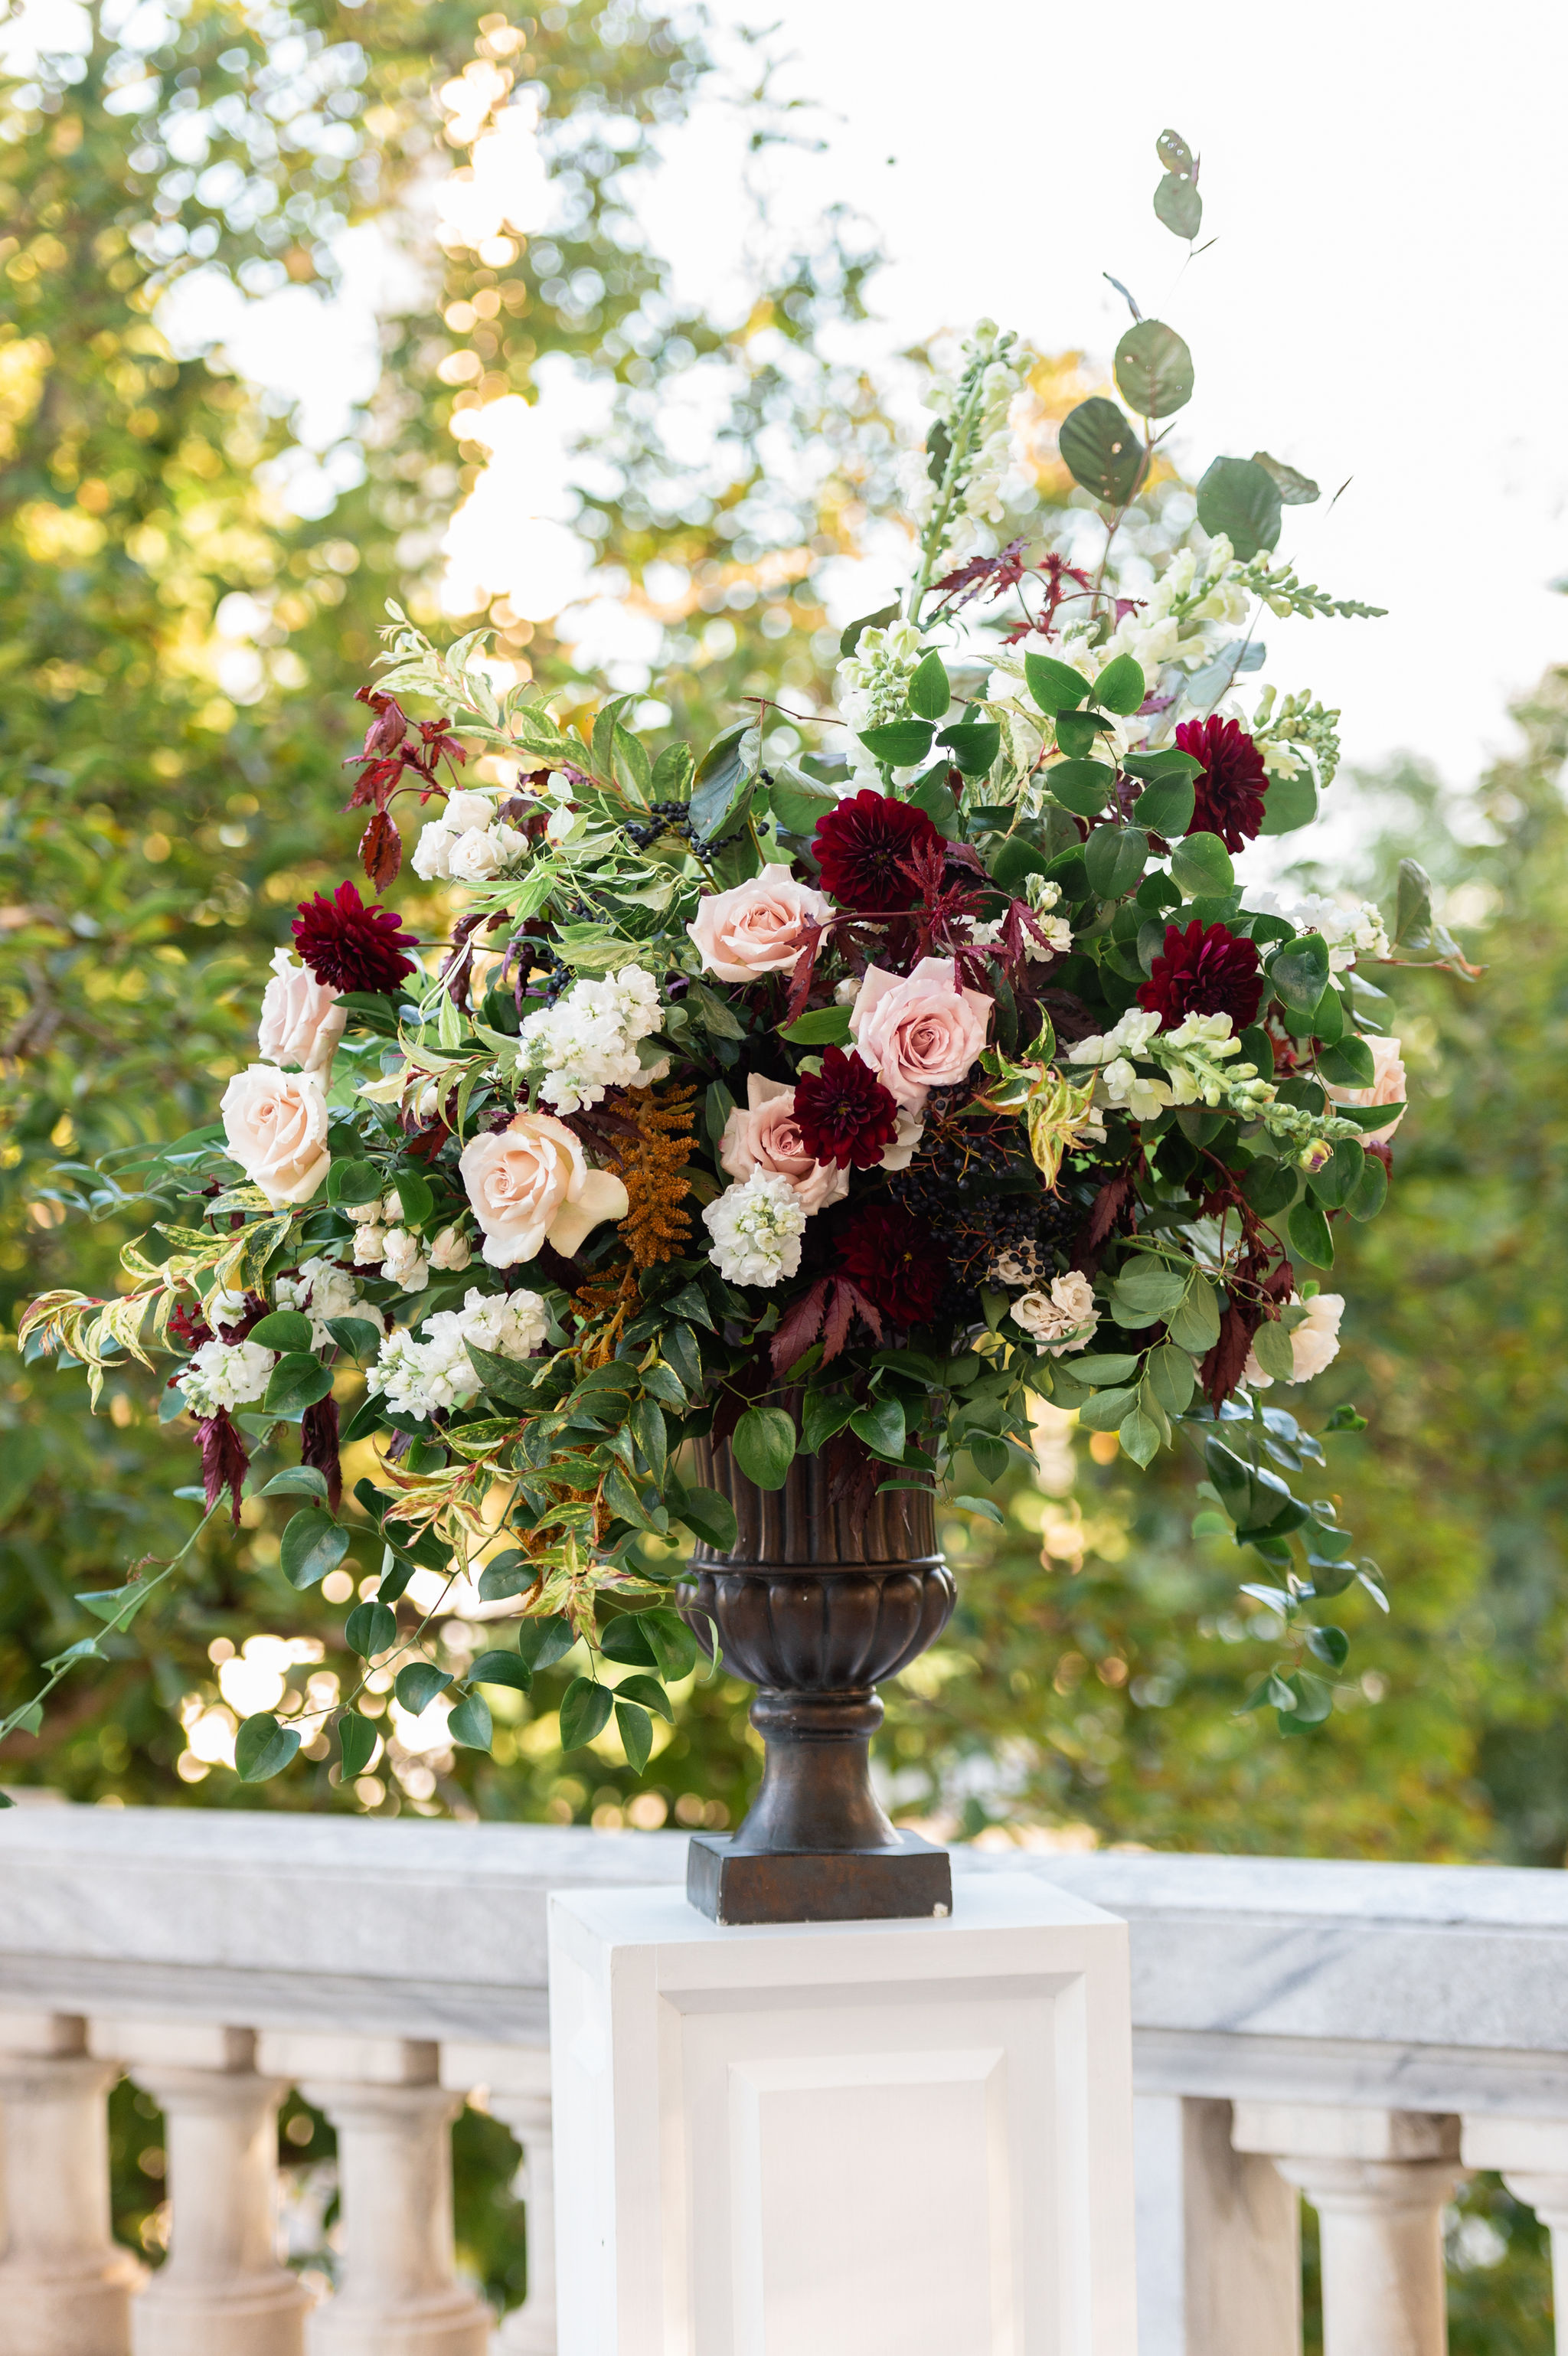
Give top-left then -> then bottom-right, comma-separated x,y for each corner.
1114,320 -> 1194,419
641,1607 -> 700,1681
1156,127 -> 1194,174
767,767 -> 838,836
1054,707 -> 1113,760
858,720 -> 934,767
247,1309 -> 314,1352
967,1430 -> 1010,1482
1278,1670 -> 1334,1733
1250,1319 -> 1298,1384
469,1649 -> 533,1692
1084,825 -> 1147,899
1258,768 -> 1319,836
345,1600 -> 397,1658
908,650 -> 950,721
732,1404 -> 797,1490
908,767 -> 961,838
1058,397 -> 1144,506
629,1396 -> 668,1485
338,1712 -> 377,1777
686,979 -> 746,1040
1308,1139 -> 1365,1211
1169,832 -> 1234,897
690,721 -> 760,841
476,1551 -> 531,1602
447,1691 -> 494,1751
938,719 -> 1001,776
517,1614 -> 577,1671
394,1170 -> 435,1228
779,1005 -> 853,1047
1348,1155 -> 1389,1224
599,1613 -> 660,1668
1317,1034 -> 1375,1088
1076,1385 -> 1139,1433
1134,772 -> 1197,838
850,1397 -> 906,1460
1117,1403 -> 1161,1466
329,1160 -> 384,1207
325,1317 -> 383,1362
1069,1351 -> 1142,1387
257,1465 -> 330,1501
676,1485 -> 738,1553
1253,450 -> 1320,506
1306,1625 -> 1350,1669
616,1670 -> 674,1720
1109,1260 -> 1191,1325
1047,760 -> 1116,818
1093,651 -> 1148,716
263,1352 -> 334,1417
394,1661 -> 454,1712
1153,172 -> 1202,240
560,1676 -> 613,1750
1286,1198 -> 1335,1269
1145,1341 -> 1196,1416
1269,932 -> 1332,1012
235,1713 -> 300,1783
952,1495 -> 1004,1524
1166,1273 -> 1224,1353
1395,857 -> 1434,947
839,601 -> 899,658
615,1698 -> 654,1772
280,1508 -> 349,1591
802,1388 -> 854,1456
1196,456 -> 1282,562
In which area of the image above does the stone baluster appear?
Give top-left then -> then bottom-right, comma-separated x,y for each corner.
0,2009 -> 142,2356
256,2034 -> 490,2356
440,2043 -> 554,2355
1461,2117 -> 1568,2351
1233,2102 -> 1463,2356
1133,2094 -> 1301,2356
90,2019 -> 310,2356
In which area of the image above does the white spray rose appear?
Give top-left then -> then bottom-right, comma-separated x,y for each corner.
256,949 -> 345,1076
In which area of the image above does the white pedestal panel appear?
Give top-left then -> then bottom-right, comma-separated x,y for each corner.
547,1871 -> 1137,2356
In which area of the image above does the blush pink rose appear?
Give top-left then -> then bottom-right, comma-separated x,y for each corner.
848,956 -> 992,1113
718,1074 -> 849,1215
686,874 -> 834,984
220,1064 -> 332,1207
256,949 -> 346,1076
459,1111 -> 629,1268
1324,1033 -> 1406,1148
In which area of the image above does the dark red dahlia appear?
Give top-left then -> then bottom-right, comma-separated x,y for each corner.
1174,715 -> 1269,852
793,1047 -> 901,1170
837,1204 -> 946,1325
292,880 -> 420,995
1138,920 -> 1263,1031
811,790 -> 943,913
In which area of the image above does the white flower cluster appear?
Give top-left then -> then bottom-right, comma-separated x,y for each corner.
701,1170 -> 807,1289
836,618 -> 925,787
273,1256 -> 385,1351
178,1338 -> 275,1417
904,320 -> 1030,573
969,881 -> 1072,961
1243,887 -> 1390,976
347,1194 -> 472,1292
1011,1269 -> 1099,1355
515,965 -> 666,1114
368,1286 -> 549,1423
1064,1008 -> 1279,1129
413,790 -> 529,885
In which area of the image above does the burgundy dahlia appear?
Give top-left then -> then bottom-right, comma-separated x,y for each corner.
837,1204 -> 946,1325
793,1047 -> 901,1170
292,880 -> 420,995
1174,715 -> 1269,852
1138,920 -> 1264,1032
811,790 -> 944,913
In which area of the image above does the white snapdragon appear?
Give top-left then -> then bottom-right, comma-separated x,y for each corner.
836,618 -> 925,786
368,1286 -> 549,1423
904,321 -> 1031,573
701,1171 -> 807,1289
178,1338 -> 275,1417
273,1256 -> 385,1351
1068,1008 -> 1162,1067
381,1226 -> 431,1293
1243,887 -> 1390,975
1100,1057 -> 1175,1121
515,965 -> 665,1115
413,792 -> 529,885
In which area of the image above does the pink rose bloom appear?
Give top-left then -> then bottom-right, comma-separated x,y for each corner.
220,1064 -> 331,1207
1324,1033 -> 1406,1147
848,956 -> 992,1113
256,949 -> 346,1076
718,1075 -> 849,1215
459,1111 -> 629,1268
686,874 -> 834,984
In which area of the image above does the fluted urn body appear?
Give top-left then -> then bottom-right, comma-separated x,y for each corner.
679,1421 -> 956,1924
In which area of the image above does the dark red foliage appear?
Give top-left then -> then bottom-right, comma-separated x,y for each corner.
345,689 -> 466,817
837,1204 -> 946,1326
931,538 -> 1031,614
292,881 -> 420,995
198,1407 -> 250,1527
769,1275 -> 884,1374
168,1302 -> 213,1351
359,809 -> 403,890
1138,920 -> 1263,1032
812,792 -> 943,913
794,1047 -> 901,1169
1175,715 -> 1269,851
301,1396 -> 343,1513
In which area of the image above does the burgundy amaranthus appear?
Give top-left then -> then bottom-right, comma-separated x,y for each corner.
1175,715 -> 1269,851
837,1204 -> 946,1325
812,791 -> 943,913
793,1047 -> 901,1170
1138,920 -> 1264,1031
292,881 -> 420,995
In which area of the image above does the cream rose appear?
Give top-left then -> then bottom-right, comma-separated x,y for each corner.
849,956 -> 992,1113
220,1064 -> 332,1207
1324,1034 -> 1406,1148
1244,1293 -> 1344,1388
687,874 -> 834,984
458,1111 -> 629,1268
256,949 -> 345,1077
719,1075 -> 849,1216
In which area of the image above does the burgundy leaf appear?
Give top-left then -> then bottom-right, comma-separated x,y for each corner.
771,1280 -> 829,1377
820,1278 -> 883,1365
360,810 -> 403,890
1085,1168 -> 1138,1253
783,921 -> 825,1023
198,1408 -> 250,1527
1200,1297 -> 1263,1410
301,1396 -> 343,1513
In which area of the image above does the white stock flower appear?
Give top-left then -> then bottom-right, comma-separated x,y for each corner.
381,1227 -> 430,1293
178,1338 -> 276,1417
273,1256 -> 384,1351
1012,1271 -> 1099,1355
429,1224 -> 472,1272
515,965 -> 664,1115
836,619 -> 925,784
1243,887 -> 1390,975
701,1171 -> 807,1289
368,1286 -> 548,1423
1243,1293 -> 1344,1389
1068,1008 -> 1162,1067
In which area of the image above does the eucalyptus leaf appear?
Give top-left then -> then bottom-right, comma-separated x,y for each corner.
1195,456 -> 1282,561
1169,832 -> 1234,896
1114,320 -> 1194,419
1058,397 -> 1144,506
1154,172 -> 1202,240
1023,652 -> 1091,716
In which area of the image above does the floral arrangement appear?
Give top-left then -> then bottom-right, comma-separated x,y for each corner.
11,136 -> 1478,1784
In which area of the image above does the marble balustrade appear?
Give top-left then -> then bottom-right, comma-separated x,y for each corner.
2,1811 -> 1567,2353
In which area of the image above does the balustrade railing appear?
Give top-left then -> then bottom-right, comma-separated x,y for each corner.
2,1809 -> 1566,2352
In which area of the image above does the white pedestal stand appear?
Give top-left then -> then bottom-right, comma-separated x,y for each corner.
547,1871 -> 1137,2356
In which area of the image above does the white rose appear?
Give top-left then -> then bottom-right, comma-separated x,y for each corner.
448,823 -> 528,883
443,790 -> 496,832
1244,1293 -> 1344,1388
256,949 -> 345,1077
220,1065 -> 331,1207
429,1224 -> 472,1272
352,1224 -> 387,1266
412,821 -> 457,882
381,1226 -> 431,1293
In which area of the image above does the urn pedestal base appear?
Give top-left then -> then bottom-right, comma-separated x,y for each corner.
685,1827 -> 952,1926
